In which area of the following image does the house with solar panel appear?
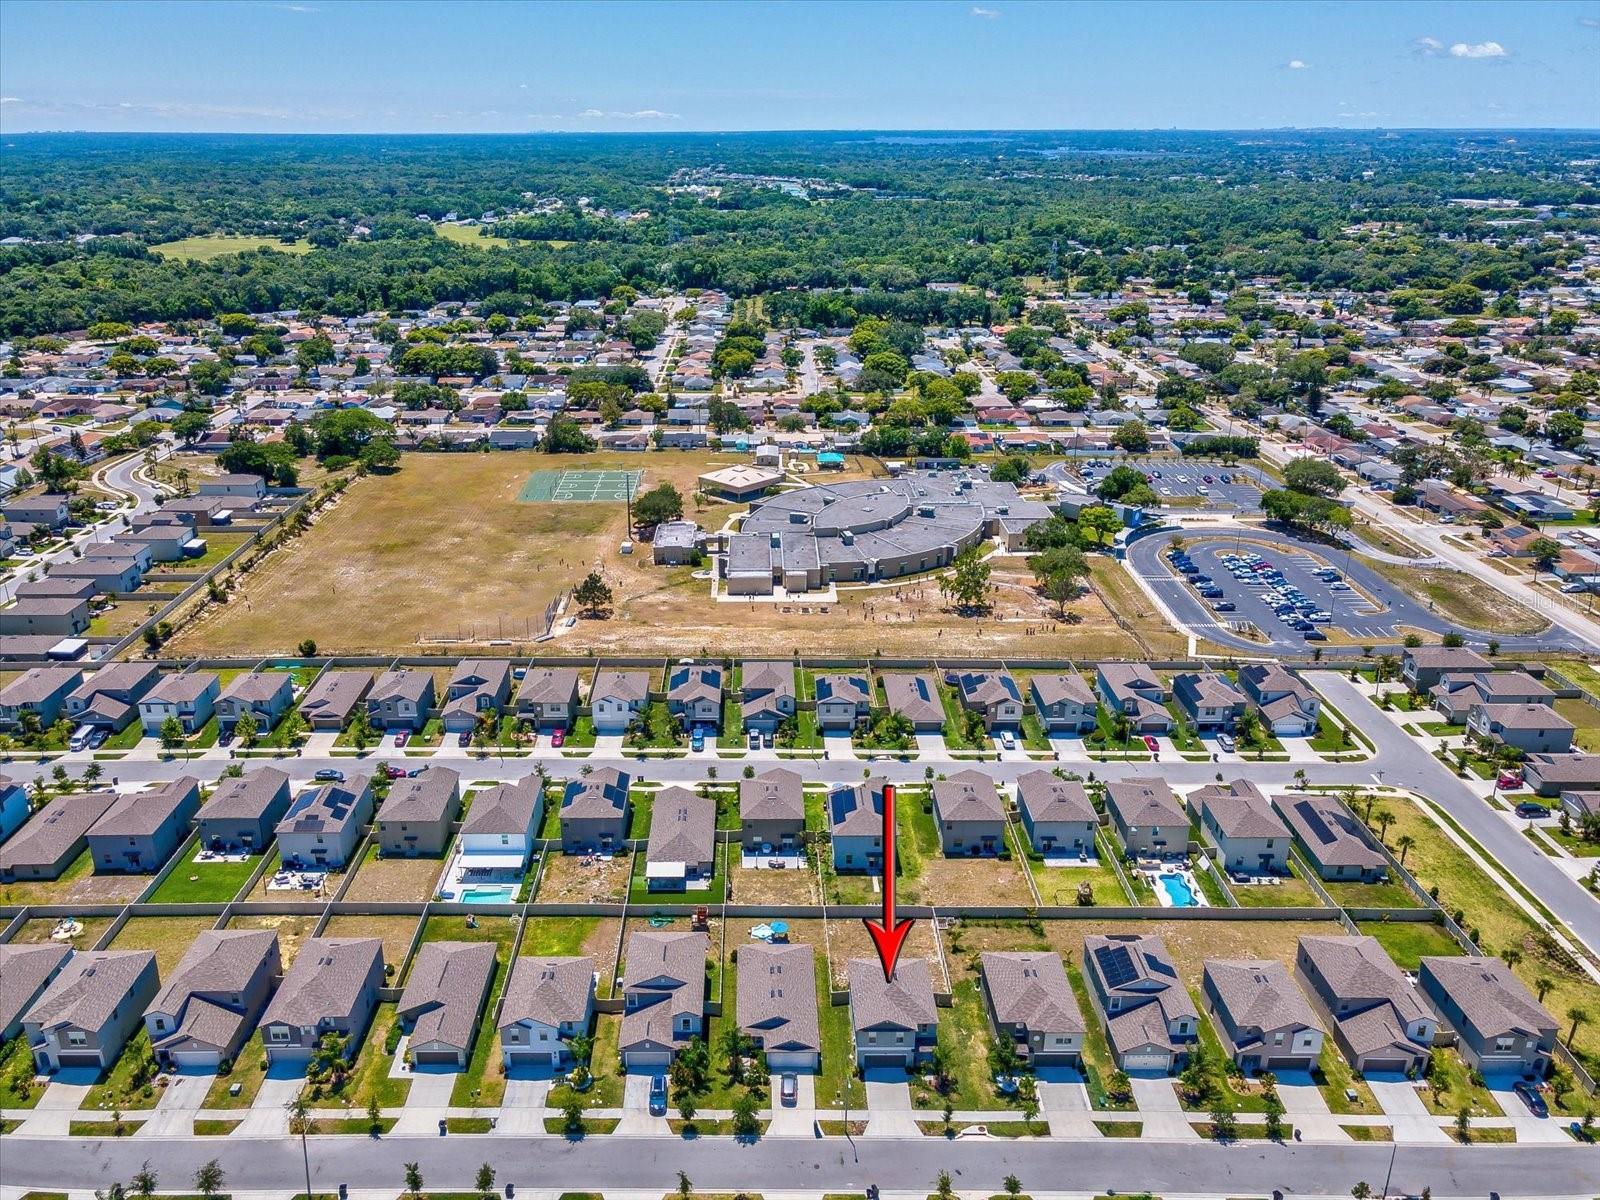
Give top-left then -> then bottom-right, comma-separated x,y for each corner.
828,778 -> 885,872
1082,933 -> 1198,1072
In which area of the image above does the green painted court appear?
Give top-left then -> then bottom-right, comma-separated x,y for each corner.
519,468 -> 643,503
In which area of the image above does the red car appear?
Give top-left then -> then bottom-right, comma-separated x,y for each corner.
385,765 -> 407,779
394,730 -> 410,747
551,729 -> 566,748
1497,771 -> 1524,790
1142,734 -> 1160,755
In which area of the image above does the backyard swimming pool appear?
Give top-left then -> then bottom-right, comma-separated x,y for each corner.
1157,871 -> 1201,907
457,884 -> 518,904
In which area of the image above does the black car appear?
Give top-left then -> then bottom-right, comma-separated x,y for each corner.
1515,801 -> 1548,819
1303,628 -> 1327,641
1514,1082 -> 1548,1118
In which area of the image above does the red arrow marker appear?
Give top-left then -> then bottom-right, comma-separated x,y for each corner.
863,782 -> 914,981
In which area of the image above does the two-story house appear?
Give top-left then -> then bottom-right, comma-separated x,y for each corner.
516,667 -> 581,731
931,769 -> 1005,856
738,768 -> 804,855
619,931 -> 708,1071
1082,933 -> 1198,1072
944,670 -> 1024,731
1296,935 -> 1435,1076
667,663 -> 723,733
740,661 -> 796,735
366,669 -> 436,732
980,950 -> 1085,1068
144,929 -> 280,1070
1202,958 -> 1325,1074
849,956 -> 937,1069
1187,779 -> 1290,877
1014,770 -> 1097,858
1095,664 -> 1173,734
1028,674 -> 1097,734
441,659 -> 512,733
259,938 -> 384,1066
1418,956 -> 1555,1079
498,955 -> 595,1070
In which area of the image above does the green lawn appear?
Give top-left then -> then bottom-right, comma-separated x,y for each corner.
1064,959 -> 1133,1111
450,944 -> 514,1107
150,233 -> 314,261
626,788 -> 654,839
1354,919 -> 1463,971
1018,712 -> 1052,752
0,1034 -> 41,1110
1419,1047 -> 1501,1118
307,1003 -> 409,1109
627,843 -> 727,905
83,1029 -> 161,1111
146,853 -> 260,903
1229,860 -> 1324,908
520,915 -> 602,957
203,1031 -> 269,1108
938,684 -> 982,751
910,978 -> 1009,1111
549,1012 -> 622,1110
816,962 -> 866,1111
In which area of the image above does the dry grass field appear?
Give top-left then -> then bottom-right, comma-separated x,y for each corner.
341,845 -> 447,902
109,915 -> 216,975
168,450 -> 1156,659
535,850 -> 632,903
320,914 -> 419,971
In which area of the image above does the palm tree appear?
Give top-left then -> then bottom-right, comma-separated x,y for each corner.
1501,947 -> 1523,970
1567,1006 -> 1589,1047
1374,809 -> 1395,842
1535,975 -> 1554,1003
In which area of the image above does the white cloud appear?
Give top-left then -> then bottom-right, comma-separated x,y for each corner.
0,97 -> 19,104
1286,59 -> 1309,69
1413,36 -> 1444,56
970,6 -> 1000,17
274,3 -> 318,11
1450,40 -> 1508,58
575,108 -> 680,120
1579,17 -> 1600,28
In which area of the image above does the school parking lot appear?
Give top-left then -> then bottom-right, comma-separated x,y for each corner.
1129,528 -> 1467,650
1076,457 -> 1267,511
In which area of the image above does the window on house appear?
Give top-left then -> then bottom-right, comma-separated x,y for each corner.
66,1031 -> 87,1046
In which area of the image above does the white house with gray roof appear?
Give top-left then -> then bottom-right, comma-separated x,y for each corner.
739,942 -> 820,1072
590,670 -> 650,735
1029,673 -> 1096,733
848,956 -> 937,1069
216,672 -> 294,734
275,776 -> 374,869
138,670 -> 219,736
499,955 -> 595,1069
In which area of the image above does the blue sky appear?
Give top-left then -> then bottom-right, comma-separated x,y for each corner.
2,1 -> 1596,133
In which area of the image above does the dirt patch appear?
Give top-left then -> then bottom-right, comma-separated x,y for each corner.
729,856 -> 820,906
900,854 -> 1035,907
824,917 -> 946,990
535,849 -> 632,903
342,849 -> 446,902
1365,559 -> 1548,636
0,860 -> 149,907
1042,917 -> 1335,979
7,915 -> 115,948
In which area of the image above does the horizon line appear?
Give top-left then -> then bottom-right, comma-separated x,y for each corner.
5,125 -> 1600,138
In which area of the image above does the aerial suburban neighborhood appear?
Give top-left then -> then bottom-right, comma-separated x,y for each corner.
0,4 -> 1598,1198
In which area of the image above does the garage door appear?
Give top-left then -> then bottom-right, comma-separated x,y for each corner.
1267,1057 -> 1312,1073
626,1051 -> 671,1070
766,1051 -> 818,1073
169,1050 -> 221,1070
59,1052 -> 103,1068
507,1050 -> 554,1068
862,1053 -> 908,1069
414,1049 -> 463,1066
1363,1058 -> 1406,1075
1121,1052 -> 1171,1071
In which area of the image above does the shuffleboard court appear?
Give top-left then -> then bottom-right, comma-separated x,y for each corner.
519,468 -> 643,502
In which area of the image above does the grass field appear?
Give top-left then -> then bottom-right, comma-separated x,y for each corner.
434,222 -> 516,250
150,234 -> 314,261
1365,560 -> 1548,636
171,450 -> 1150,658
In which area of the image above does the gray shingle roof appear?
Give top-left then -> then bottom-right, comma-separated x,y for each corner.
1015,771 -> 1094,824
591,670 -> 649,705
460,775 -> 541,836
276,777 -> 371,836
150,928 -> 277,1017
828,777 -> 885,837
0,790 -> 118,873
299,670 -> 373,721
738,942 -> 819,1053
145,671 -> 219,705
739,769 -> 803,823
379,766 -> 460,826
89,777 -> 199,839
1205,958 -> 1322,1039
261,938 -> 381,1027
1189,779 -> 1289,840
398,940 -> 497,1052
198,767 -> 290,821
369,669 -> 432,705
1105,778 -> 1186,829
499,956 -> 593,1031
560,768 -> 628,821
1298,935 -> 1432,1060
1421,955 -> 1555,1039
1030,673 -> 1094,707
848,956 -> 935,1033
1274,793 -> 1386,872
647,786 -> 715,865
981,951 -> 1084,1036
23,950 -> 155,1032
882,673 -> 943,725
0,942 -> 70,1034
932,769 -> 1004,824
517,667 -> 580,706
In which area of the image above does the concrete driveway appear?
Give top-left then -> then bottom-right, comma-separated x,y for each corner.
1036,1067 -> 1097,1138
1488,1079 -> 1573,1143
616,1071 -> 668,1136
234,1067 -> 306,1137
862,1070 -> 919,1138
1271,1069 -> 1347,1142
1127,1074 -> 1197,1140
13,1069 -> 97,1136
1367,1076 -> 1450,1143
494,1074 -> 553,1136
390,1067 -> 457,1136
135,1069 -> 213,1138
914,733 -> 948,759
765,1072 -> 816,1136
822,731 -> 855,760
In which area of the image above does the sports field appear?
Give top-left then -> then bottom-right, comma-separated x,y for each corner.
520,468 -> 642,503
169,450 -> 1147,658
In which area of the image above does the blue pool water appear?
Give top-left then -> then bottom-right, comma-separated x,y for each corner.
458,885 -> 517,904
1157,872 -> 1199,907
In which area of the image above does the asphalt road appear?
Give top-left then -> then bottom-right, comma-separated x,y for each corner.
6,1130 -> 1597,1197
1126,525 -> 1587,655
11,675 -> 1598,956
1309,672 -> 1600,952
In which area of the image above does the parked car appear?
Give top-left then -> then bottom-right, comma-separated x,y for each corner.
385,765 -> 407,779
314,768 -> 345,782
749,730 -> 761,751
762,730 -> 773,749
1497,770 -> 1524,789
457,730 -> 472,747
394,729 -> 410,747
88,728 -> 108,750
691,728 -> 705,752
1514,1082 -> 1549,1118
1515,801 -> 1548,819
551,729 -> 565,748
1216,733 -> 1236,752
1000,730 -> 1016,750
780,1073 -> 798,1107
649,1075 -> 667,1115
1142,734 -> 1159,755
1212,600 -> 1236,612
68,725 -> 94,752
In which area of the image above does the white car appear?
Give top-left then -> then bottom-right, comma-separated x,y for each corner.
1000,730 -> 1016,750
1561,582 -> 1589,594
68,725 -> 95,752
